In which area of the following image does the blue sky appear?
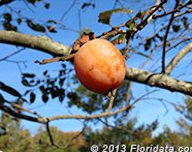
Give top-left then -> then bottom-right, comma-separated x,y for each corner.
0,0 -> 191,135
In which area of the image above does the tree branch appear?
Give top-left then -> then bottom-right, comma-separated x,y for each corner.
0,48 -> 25,62
107,89 -> 117,112
0,30 -> 70,56
125,67 -> 192,96
0,103 -> 46,123
162,0 -> 179,73
165,42 -> 192,74
46,121 -> 55,146
47,104 -> 132,121
153,0 -> 192,19
0,30 -> 191,96
134,0 -> 167,33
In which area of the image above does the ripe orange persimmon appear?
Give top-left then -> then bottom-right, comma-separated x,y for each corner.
74,38 -> 126,94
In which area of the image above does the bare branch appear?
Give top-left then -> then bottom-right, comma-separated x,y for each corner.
107,89 -> 117,112
10,102 -> 44,120
153,0 -> 192,19
0,30 -> 70,56
34,54 -> 75,65
98,28 -> 123,39
46,121 -> 55,146
132,90 -> 158,105
134,0 -> 168,33
47,104 -> 132,122
162,0 -> 179,73
165,42 -> 192,74
1,63 -> 192,124
166,37 -> 192,52
174,8 -> 192,17
0,103 -> 46,123
0,48 -> 25,62
126,67 -> 192,96
48,0 -> 77,33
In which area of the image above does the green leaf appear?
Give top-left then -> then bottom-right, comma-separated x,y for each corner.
3,22 -> 17,31
50,86 -> 59,99
22,79 -> 29,86
59,89 -> 65,102
22,73 -> 36,78
98,8 -> 133,25
17,18 -> 22,24
172,25 -> 180,32
26,20 -> 46,33
3,13 -> 12,22
81,2 -> 95,9
125,18 -> 136,30
47,20 -> 57,24
59,94 -> 64,103
44,3 -> 50,9
0,82 -> 21,97
30,92 -> 36,104
112,33 -> 126,44
59,78 -> 65,87
42,93 -> 49,103
43,70 -> 48,76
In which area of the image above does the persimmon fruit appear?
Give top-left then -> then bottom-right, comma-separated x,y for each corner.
74,38 -> 126,94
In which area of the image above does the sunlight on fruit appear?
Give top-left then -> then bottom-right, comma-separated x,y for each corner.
74,38 -> 126,94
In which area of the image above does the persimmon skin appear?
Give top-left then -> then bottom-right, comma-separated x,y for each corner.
74,38 -> 126,94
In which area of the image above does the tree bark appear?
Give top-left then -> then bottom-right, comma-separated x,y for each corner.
126,68 -> 192,96
0,30 -> 70,56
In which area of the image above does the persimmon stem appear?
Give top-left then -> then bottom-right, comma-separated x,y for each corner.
35,54 -> 75,65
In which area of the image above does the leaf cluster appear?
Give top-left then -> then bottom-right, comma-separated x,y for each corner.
21,63 -> 72,104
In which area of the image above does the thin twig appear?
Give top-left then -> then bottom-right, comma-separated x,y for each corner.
48,0 -> 77,32
35,54 -> 75,65
162,0 -> 179,73
165,42 -> 192,75
10,102 -> 44,120
46,121 -> 55,146
174,8 -> 192,17
0,103 -> 46,123
98,28 -> 123,40
0,48 -> 25,62
153,0 -> 192,19
47,104 -> 132,121
131,90 -> 158,105
166,37 -> 192,52
107,89 -> 117,112
134,0 -> 167,33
